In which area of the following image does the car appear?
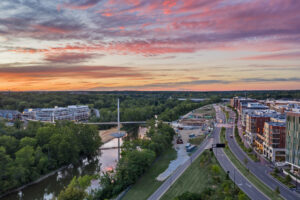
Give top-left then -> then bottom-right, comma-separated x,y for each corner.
230,135 -> 233,138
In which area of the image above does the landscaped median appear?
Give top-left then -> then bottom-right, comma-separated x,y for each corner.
122,148 -> 177,200
160,150 -> 249,200
233,125 -> 259,162
227,106 -> 259,162
220,127 -> 283,200
271,168 -> 295,189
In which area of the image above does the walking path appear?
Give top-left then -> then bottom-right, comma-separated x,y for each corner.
147,137 -> 210,200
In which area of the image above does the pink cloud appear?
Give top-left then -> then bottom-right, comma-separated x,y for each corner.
240,52 -> 300,60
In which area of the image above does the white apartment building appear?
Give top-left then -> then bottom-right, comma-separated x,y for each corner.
23,105 -> 90,122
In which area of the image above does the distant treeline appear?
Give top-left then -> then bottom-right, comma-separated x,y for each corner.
0,91 -> 299,112
1,91 -> 298,122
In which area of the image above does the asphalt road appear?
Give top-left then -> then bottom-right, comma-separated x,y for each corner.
225,109 -> 300,200
214,105 -> 269,200
213,126 -> 269,200
147,135 -> 211,200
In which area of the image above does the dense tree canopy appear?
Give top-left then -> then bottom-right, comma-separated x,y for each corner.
0,121 -> 102,195
93,122 -> 175,199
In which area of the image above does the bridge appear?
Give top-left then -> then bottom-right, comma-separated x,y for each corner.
100,146 -> 121,150
24,119 -> 147,125
78,121 -> 147,125
25,119 -> 171,126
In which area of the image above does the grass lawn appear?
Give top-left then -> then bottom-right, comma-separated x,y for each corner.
220,128 -> 283,200
122,147 -> 177,200
161,150 -> 249,200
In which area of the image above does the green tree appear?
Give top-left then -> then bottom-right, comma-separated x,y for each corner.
0,147 -> 13,193
15,146 -> 35,168
174,191 -> 202,200
211,164 -> 220,175
20,137 -> 37,148
58,176 -> 93,200
0,135 -> 19,155
284,175 -> 292,184
49,128 -> 80,165
36,126 -> 54,147
238,190 -> 248,200
77,124 -> 102,156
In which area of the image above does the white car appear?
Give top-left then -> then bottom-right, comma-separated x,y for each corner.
275,162 -> 288,167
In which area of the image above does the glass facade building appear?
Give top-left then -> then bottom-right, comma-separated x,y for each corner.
286,112 -> 300,169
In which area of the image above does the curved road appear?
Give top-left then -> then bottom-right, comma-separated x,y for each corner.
225,109 -> 300,200
214,105 -> 269,200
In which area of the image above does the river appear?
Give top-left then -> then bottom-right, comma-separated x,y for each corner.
1,138 -> 122,200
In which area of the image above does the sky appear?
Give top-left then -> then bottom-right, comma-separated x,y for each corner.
0,0 -> 299,91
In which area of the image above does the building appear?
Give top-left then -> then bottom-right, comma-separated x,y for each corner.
23,105 -> 90,122
245,110 -> 278,149
0,110 -> 21,121
263,122 -> 286,162
241,103 -> 269,128
237,98 -> 257,113
270,114 -> 286,123
230,97 -> 239,109
286,111 -> 300,174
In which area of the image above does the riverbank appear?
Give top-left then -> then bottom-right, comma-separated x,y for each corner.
0,138 -> 120,200
0,165 -> 67,199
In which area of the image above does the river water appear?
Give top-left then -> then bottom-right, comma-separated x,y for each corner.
1,138 -> 122,200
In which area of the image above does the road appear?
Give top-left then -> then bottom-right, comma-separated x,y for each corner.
213,127 -> 269,200
148,105 -> 267,200
147,136 -> 212,200
214,105 -> 269,200
224,108 -> 300,200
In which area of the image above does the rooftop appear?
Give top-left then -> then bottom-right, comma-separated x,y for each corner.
265,121 -> 286,127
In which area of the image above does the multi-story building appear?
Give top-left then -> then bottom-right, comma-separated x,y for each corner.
245,110 -> 278,151
241,103 -> 269,128
286,111 -> 300,173
67,105 -> 90,121
231,97 -> 239,109
0,110 -> 21,121
23,105 -> 90,122
263,122 -> 286,162
238,99 -> 256,113
270,114 -> 286,123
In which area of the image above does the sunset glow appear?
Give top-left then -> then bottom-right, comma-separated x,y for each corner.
0,0 -> 299,91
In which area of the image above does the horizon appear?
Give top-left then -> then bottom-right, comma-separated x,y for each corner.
0,0 -> 300,91
1,89 -> 300,94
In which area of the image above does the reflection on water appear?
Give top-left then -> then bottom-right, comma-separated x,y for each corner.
1,138 -> 122,200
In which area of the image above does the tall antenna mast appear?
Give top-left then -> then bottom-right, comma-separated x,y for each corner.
118,98 -> 120,133
117,98 -> 121,161
110,98 -> 125,162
